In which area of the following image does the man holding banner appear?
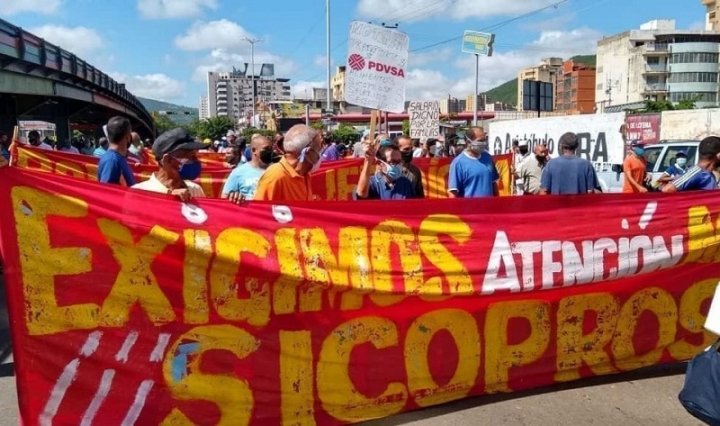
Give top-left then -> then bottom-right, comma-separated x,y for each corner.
448,127 -> 499,198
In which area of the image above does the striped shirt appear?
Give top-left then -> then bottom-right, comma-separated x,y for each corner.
671,166 -> 717,191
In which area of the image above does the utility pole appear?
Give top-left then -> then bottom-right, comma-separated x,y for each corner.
244,37 -> 261,128
474,54 -> 479,126
326,0 -> 332,114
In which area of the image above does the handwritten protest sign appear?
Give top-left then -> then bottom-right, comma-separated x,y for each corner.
345,21 -> 409,113
408,101 -> 440,139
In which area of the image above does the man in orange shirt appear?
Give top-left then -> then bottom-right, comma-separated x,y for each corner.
254,124 -> 322,201
623,141 -> 650,193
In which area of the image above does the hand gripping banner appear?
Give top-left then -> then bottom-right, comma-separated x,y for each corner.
1,168 -> 717,425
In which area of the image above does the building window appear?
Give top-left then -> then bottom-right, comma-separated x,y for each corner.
669,92 -> 718,102
670,52 -> 720,64
669,72 -> 719,83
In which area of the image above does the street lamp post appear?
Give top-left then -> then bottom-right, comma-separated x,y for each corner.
326,0 -> 332,114
244,37 -> 261,128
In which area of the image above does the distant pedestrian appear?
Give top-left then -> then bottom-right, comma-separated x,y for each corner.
93,138 -> 109,157
540,132 -> 598,195
622,141 -> 650,193
97,116 -> 136,186
397,135 -> 424,198
448,127 -> 499,198
662,136 -> 720,192
28,131 -> 52,150
519,143 -> 549,195
0,132 -> 9,160
513,140 -> 531,195
656,151 -> 688,187
320,131 -> 341,161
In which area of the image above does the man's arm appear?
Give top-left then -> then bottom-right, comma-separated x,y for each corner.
539,164 -> 551,195
447,159 -> 460,198
355,158 -> 374,199
121,160 -> 136,186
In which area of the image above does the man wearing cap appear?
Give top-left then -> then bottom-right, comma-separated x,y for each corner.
656,151 -> 689,187
513,140 -> 531,195
255,124 -> 322,201
663,136 -> 720,192
97,116 -> 136,186
540,132 -> 598,195
623,141 -> 650,193
131,128 -> 206,201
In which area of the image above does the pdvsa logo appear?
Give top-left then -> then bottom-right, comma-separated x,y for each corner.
347,53 -> 405,78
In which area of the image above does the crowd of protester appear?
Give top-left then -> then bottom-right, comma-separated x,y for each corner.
4,116 -> 720,203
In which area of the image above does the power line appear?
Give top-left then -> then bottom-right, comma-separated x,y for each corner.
410,0 -> 571,52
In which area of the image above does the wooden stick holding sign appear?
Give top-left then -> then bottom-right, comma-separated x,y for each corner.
369,110 -> 378,142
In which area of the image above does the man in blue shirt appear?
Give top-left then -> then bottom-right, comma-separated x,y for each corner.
448,127 -> 499,198
355,142 -> 415,200
540,132 -> 598,195
663,136 -> 720,192
97,116 -> 136,186
222,135 -> 273,202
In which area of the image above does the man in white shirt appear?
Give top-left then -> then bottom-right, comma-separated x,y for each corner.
132,128 -> 206,201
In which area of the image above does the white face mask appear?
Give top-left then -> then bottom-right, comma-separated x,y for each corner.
300,147 -> 323,173
129,144 -> 140,155
676,157 -> 688,168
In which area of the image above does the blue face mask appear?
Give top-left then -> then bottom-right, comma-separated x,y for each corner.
633,147 -> 645,157
179,161 -> 202,180
382,161 -> 402,181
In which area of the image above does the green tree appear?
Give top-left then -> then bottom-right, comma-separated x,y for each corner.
402,119 -> 410,136
241,127 -> 276,141
153,114 -> 178,134
676,99 -> 696,110
332,123 -> 360,144
187,116 -> 234,141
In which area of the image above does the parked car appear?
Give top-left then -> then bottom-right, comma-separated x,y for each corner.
600,140 -> 700,193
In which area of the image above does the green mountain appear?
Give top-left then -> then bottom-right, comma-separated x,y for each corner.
138,97 -> 198,125
483,55 -> 597,107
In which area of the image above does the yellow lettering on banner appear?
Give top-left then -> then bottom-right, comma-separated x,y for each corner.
555,293 -> 619,382
337,166 -> 360,200
418,215 -> 473,296
55,160 -> 88,179
317,317 -> 407,422
280,331 -> 315,426
324,169 -> 337,200
210,228 -> 271,327
685,206 -> 720,263
370,220 -> 421,306
98,220 -> 177,326
405,309 -> 480,406
668,278 -> 717,360
485,300 -> 551,393
183,230 -> 212,324
426,162 -> 449,199
162,325 -> 259,426
197,173 -> 215,199
17,149 -> 52,172
12,187 -> 100,335
273,228 -> 304,315
611,287 -> 677,371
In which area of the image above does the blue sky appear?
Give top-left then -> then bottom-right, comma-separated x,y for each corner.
1,0 -> 707,108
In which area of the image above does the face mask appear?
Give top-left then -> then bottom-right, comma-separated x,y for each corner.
470,141 -> 486,153
171,155 -> 191,171
179,161 -> 202,180
401,150 -> 413,163
676,157 -> 688,167
519,147 -> 529,156
129,145 -> 140,156
382,161 -> 403,181
300,147 -> 323,173
259,149 -> 274,165
633,147 -> 645,156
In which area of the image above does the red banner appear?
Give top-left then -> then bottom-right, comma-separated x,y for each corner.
12,144 -> 514,199
0,168 -> 717,424
626,114 -> 661,145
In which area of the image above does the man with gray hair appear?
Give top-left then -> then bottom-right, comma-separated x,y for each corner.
254,124 -> 323,201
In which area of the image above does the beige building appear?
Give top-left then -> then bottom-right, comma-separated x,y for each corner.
516,57 -> 563,110
704,0 -> 720,30
331,66 -> 346,102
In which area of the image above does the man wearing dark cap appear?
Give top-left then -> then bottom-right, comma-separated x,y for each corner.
540,132 -> 598,195
97,116 -> 136,186
656,151 -> 689,188
131,128 -> 206,201
622,141 -> 649,193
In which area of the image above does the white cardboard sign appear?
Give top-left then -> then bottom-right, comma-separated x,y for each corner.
345,21 -> 409,113
408,101 -> 440,139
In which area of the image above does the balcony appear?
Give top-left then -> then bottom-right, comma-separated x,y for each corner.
643,83 -> 668,93
644,64 -> 668,74
643,43 -> 669,55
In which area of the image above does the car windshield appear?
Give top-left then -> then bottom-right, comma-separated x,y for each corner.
644,146 -> 662,172
660,146 -> 697,170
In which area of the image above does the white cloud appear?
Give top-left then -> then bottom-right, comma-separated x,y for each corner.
175,19 -> 253,51
29,25 -> 103,57
191,48 -> 298,83
403,28 -> 601,102
314,55 -> 328,68
137,0 -> 217,19
4,0 -> 61,15
409,47 -> 453,67
357,0 -> 558,22
111,73 -> 185,101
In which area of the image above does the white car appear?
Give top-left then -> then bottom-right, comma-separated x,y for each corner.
600,140 -> 700,192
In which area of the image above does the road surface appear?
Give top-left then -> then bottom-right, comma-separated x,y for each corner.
0,274 -> 703,425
